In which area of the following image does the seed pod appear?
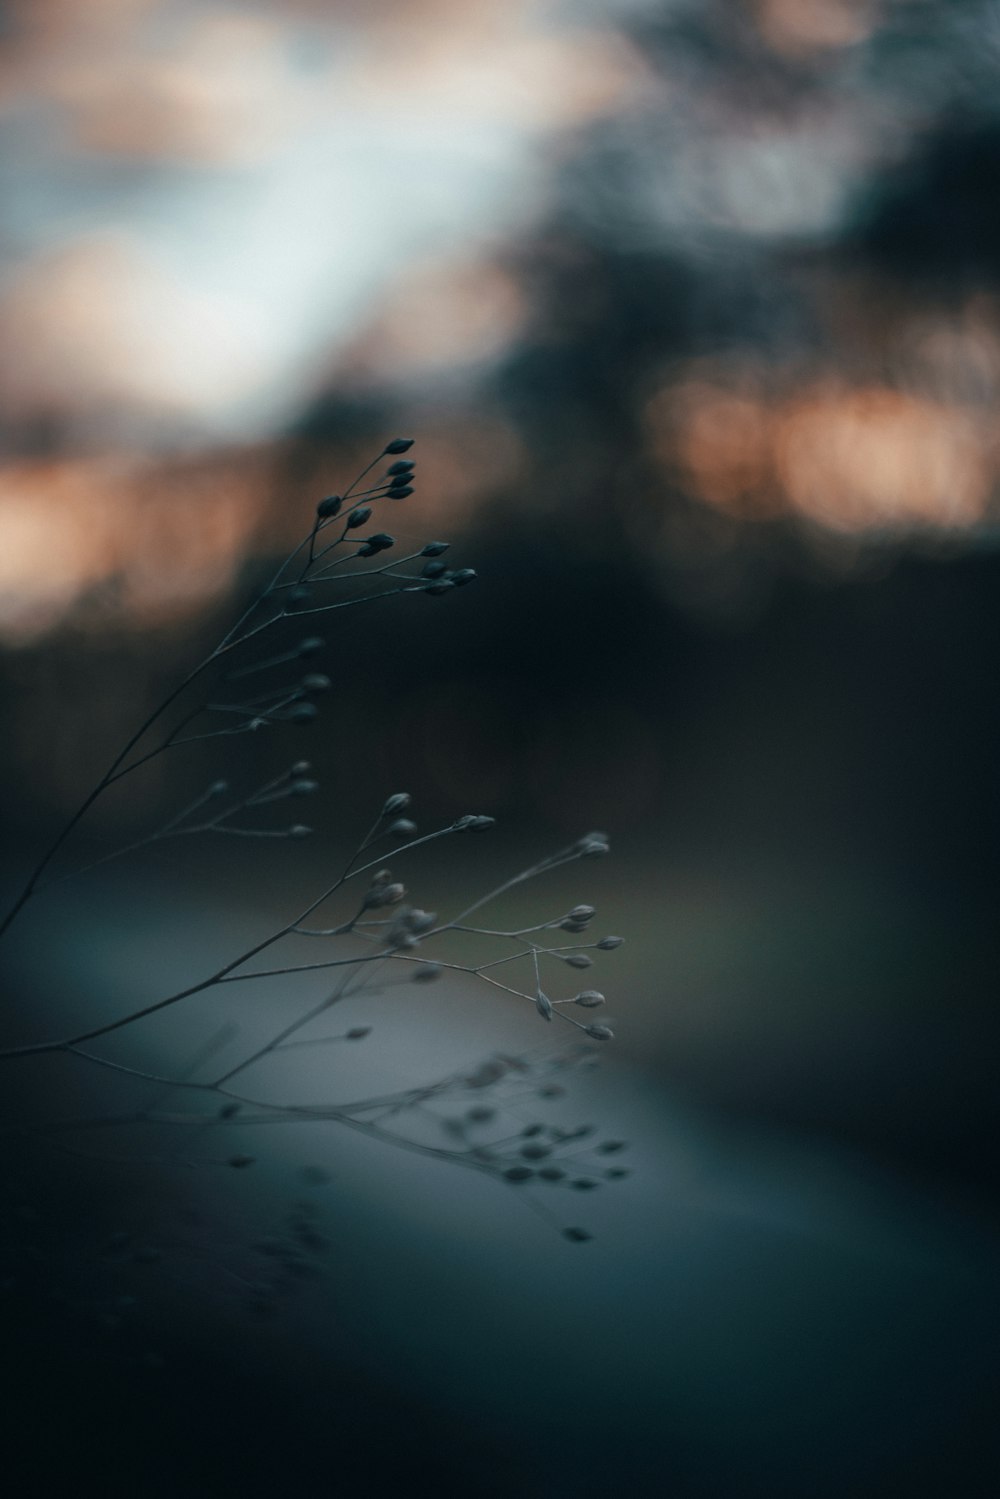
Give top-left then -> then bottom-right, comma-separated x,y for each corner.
347,506 -> 372,529
421,541 -> 449,556
384,437 -> 415,454
597,935 -> 624,950
386,459 -> 415,476
574,990 -> 605,1008
584,1024 -> 614,1041
357,532 -> 394,556
316,494 -> 342,518
382,792 -> 411,817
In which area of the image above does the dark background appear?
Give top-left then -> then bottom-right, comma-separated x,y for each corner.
2,2 -> 999,1494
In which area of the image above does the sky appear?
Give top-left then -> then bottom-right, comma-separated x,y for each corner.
2,0 -> 1000,639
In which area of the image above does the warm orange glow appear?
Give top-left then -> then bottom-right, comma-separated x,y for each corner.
0,450 -> 273,642
343,260 -> 527,382
756,0 -> 876,57
647,371 -> 997,534
774,386 -> 990,531
650,379 -> 776,520
0,416 -> 524,642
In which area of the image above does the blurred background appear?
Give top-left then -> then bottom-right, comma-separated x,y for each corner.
1,1 -> 999,1494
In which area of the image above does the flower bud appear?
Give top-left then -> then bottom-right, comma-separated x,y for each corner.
288,824 -> 312,838
574,990 -> 605,1008
388,484 -> 414,499
421,560 -> 447,578
387,817 -> 417,838
535,991 -> 554,1022
406,909 -> 437,934
420,541 -> 449,557
347,506 -> 372,529
289,779 -> 318,796
291,760 -> 312,775
503,1166 -> 534,1183
284,701 -> 318,723
357,532 -> 394,556
386,460 -> 415,476
300,673 -> 331,693
363,879 -> 405,909
450,568 -> 476,587
382,792 -> 411,817
564,953 -> 593,969
597,935 -> 623,950
584,1024 -> 614,1041
569,905 -> 595,922
297,637 -> 324,657
423,580 -> 454,595
384,437 -> 415,454
316,494 -> 342,519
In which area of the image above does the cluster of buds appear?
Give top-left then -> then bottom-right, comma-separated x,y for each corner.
385,905 -> 438,952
